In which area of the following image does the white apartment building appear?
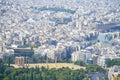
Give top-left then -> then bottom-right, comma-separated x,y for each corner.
71,50 -> 92,62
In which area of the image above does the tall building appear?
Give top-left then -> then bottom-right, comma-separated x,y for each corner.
71,51 -> 86,62
71,50 -> 92,62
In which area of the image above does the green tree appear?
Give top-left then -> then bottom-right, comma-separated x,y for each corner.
3,77 -> 9,80
74,60 -> 85,66
0,74 -> 4,80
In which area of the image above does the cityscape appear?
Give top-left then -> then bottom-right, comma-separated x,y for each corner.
0,0 -> 120,80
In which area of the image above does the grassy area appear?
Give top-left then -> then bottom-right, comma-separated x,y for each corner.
11,63 -> 85,70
